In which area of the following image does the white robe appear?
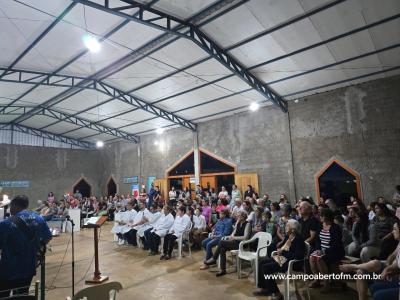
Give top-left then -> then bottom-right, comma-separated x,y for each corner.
111,209 -> 137,234
152,213 -> 174,237
134,209 -> 152,237
137,211 -> 162,237
169,214 -> 191,238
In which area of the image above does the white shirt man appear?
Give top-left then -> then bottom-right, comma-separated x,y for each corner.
112,204 -> 137,245
161,206 -> 191,259
151,210 -> 174,237
193,213 -> 206,230
169,213 -> 191,238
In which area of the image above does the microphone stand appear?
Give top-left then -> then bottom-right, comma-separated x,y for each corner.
66,216 -> 75,297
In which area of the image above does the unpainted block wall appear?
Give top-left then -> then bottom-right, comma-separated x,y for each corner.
102,75 -> 400,203
289,75 -> 400,202
2,76 -> 398,204
0,144 -> 102,204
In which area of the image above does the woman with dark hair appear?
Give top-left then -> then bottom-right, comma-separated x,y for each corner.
346,208 -> 370,258
276,204 -> 292,246
270,202 -> 281,223
243,185 -> 254,200
372,203 -> 398,260
309,208 -> 345,292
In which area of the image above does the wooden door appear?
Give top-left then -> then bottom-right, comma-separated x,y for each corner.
235,173 -> 259,196
153,178 -> 168,203
201,176 -> 216,190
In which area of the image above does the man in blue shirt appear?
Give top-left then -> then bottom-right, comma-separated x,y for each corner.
148,184 -> 156,209
0,195 -> 52,297
200,209 -> 232,270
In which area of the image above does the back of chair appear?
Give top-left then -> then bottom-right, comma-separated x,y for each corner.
73,282 -> 123,300
256,232 -> 272,257
182,222 -> 193,240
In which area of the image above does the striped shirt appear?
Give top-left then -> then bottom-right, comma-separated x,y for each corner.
320,229 -> 331,251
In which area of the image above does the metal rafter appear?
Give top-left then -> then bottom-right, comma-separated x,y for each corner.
0,0 -> 161,114
6,0 -> 236,132
0,105 -> 140,143
187,65 -> 400,123
64,23 -> 400,138
0,67 -> 91,88
72,0 -> 287,111
2,18 -> 398,138
0,2 -> 77,79
0,123 -> 95,149
51,0 -> 346,136
38,0 -> 248,132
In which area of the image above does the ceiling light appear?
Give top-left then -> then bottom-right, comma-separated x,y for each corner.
96,141 -> 104,148
156,128 -> 165,135
294,99 -> 299,103
249,102 -> 260,111
83,35 -> 101,53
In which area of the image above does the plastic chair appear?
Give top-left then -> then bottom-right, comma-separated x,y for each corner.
175,222 -> 193,259
237,232 -> 272,286
269,242 -> 311,300
66,281 -> 123,300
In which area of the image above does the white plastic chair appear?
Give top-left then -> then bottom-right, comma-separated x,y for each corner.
175,222 -> 193,259
237,232 -> 272,286
269,241 -> 311,300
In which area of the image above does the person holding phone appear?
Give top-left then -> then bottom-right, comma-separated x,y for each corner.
309,208 -> 345,292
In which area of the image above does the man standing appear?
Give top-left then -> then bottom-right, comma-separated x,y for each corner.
0,195 -> 52,297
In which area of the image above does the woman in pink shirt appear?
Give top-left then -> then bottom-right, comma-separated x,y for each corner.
201,199 -> 212,224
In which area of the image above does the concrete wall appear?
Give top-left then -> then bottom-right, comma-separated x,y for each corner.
102,75 -> 400,203
0,144 -> 102,204
2,76 -> 398,204
289,75 -> 400,202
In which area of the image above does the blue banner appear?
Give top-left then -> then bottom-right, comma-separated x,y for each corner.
0,181 -> 30,188
123,176 -> 138,184
147,176 -> 156,192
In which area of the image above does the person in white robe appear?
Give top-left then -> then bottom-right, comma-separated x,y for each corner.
112,203 -> 137,245
161,206 -> 191,259
147,206 -> 174,255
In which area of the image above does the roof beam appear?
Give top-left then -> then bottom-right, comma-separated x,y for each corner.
0,67 -> 91,88
0,123 -> 95,149
73,0 -> 287,111
146,12 -> 400,106
0,0 -> 162,115
0,105 -> 140,143
8,0 -> 244,133
86,42 -> 400,135
0,2 -> 77,79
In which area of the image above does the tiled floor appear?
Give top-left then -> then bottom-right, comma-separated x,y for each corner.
37,223 -> 359,300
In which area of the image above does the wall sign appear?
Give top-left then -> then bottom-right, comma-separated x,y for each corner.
0,181 -> 30,188
147,176 -> 156,192
131,184 -> 139,198
123,176 -> 138,184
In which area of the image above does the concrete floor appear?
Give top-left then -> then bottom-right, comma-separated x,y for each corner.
37,223 -> 359,300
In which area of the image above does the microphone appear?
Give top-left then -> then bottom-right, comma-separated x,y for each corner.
65,215 -> 75,226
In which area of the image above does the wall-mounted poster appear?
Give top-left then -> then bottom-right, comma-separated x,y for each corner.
131,184 -> 139,198
0,181 -> 30,188
123,176 -> 138,184
147,176 -> 156,192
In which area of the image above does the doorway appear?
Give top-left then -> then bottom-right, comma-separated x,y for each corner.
73,178 -> 91,198
107,177 -> 117,197
316,159 -> 362,208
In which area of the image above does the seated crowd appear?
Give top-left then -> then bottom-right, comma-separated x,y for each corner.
36,184 -> 400,300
